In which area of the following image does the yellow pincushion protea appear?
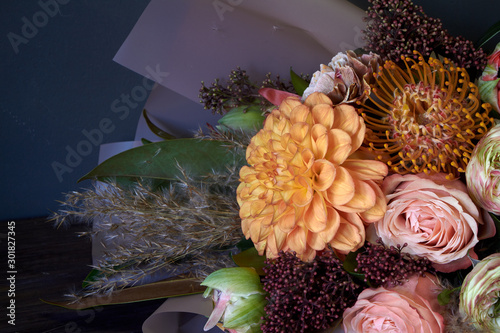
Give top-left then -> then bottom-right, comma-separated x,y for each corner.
360,51 -> 494,179
236,92 -> 388,261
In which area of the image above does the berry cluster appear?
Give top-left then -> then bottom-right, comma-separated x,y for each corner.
355,240 -> 434,288
261,250 -> 362,333
363,0 -> 486,71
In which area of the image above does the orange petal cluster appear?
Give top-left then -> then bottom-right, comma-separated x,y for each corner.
236,92 -> 388,261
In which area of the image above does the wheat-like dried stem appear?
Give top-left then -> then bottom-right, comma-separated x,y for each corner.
51,169 -> 244,298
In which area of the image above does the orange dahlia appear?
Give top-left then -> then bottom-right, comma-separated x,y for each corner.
236,92 -> 388,261
359,51 -> 494,179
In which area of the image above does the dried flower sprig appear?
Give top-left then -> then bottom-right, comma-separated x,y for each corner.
261,249 -> 363,333
51,169 -> 244,297
198,67 -> 302,115
363,0 -> 487,71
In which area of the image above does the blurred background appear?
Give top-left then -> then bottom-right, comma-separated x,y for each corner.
1,0 -> 499,222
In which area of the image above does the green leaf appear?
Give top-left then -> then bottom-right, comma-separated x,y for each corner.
82,268 -> 105,288
217,104 -> 265,133
232,247 -> 266,276
477,19 -> 500,50
437,286 -> 461,306
79,139 -> 245,183
343,249 -> 366,283
141,138 -> 153,145
236,237 -> 255,252
82,263 -> 134,288
142,109 -> 176,140
290,67 -> 309,96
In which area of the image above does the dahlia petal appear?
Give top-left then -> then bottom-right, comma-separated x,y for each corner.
304,92 -> 333,107
303,193 -> 328,233
290,105 -> 311,124
311,159 -> 336,191
329,212 -> 365,253
300,247 -> 317,262
358,180 -> 387,223
249,219 -> 263,244
277,96 -> 302,119
326,128 -> 352,164
286,226 -> 307,255
342,159 -> 388,180
290,122 -> 310,144
277,210 -> 296,233
266,232 -> 279,258
307,230 -> 327,251
311,124 -> 329,158
239,201 -> 253,220
350,118 -> 366,152
336,178 -> 377,213
317,206 -> 341,244
325,166 -> 355,206
332,104 -> 360,137
311,104 -> 334,128
254,240 -> 267,257
273,225 -> 288,251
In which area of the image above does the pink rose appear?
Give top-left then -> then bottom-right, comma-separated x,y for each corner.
367,173 -> 495,273
343,274 -> 445,333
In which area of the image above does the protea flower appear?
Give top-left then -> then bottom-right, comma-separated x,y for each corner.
302,50 -> 381,105
359,51 -> 494,180
459,253 -> 500,332
237,92 -> 388,262
466,123 -> 500,214
201,267 -> 267,333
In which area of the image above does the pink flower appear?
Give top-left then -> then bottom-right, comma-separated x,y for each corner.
479,42 -> 500,112
343,274 -> 445,333
367,173 -> 495,273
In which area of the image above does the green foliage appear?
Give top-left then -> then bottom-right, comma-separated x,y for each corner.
232,247 -> 266,276
290,67 -> 309,96
79,139 -> 245,184
437,286 -> 461,306
142,109 -> 176,140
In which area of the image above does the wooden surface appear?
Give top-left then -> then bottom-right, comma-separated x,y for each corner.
1,217 -> 166,333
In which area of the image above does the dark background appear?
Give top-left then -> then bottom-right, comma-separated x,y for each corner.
1,0 -> 499,220
1,1 -> 500,332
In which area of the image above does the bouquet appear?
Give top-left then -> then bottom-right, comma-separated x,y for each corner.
52,0 -> 500,332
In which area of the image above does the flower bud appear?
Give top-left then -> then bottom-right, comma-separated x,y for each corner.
459,253 -> 500,332
466,123 -> 500,214
217,105 -> 265,133
201,267 -> 267,333
479,42 -> 500,113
